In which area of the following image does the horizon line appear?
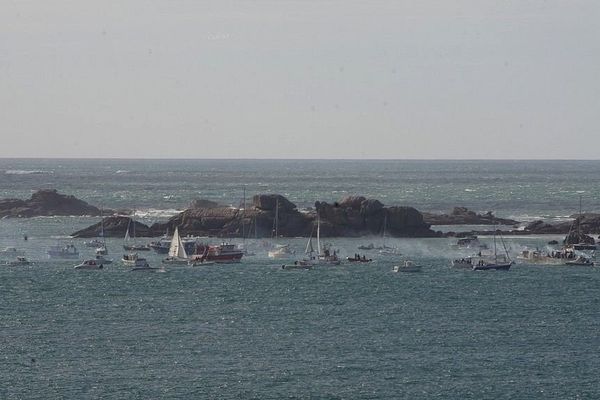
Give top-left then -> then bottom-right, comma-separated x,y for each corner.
1,157 -> 600,162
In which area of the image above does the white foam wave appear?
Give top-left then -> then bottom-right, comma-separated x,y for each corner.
134,208 -> 182,219
5,169 -> 54,175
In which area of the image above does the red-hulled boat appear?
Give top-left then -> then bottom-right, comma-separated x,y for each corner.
192,243 -> 244,264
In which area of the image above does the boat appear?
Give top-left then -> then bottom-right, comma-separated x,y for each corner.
94,247 -> 113,265
162,226 -> 189,265
315,216 -> 341,265
47,243 -> 79,259
516,248 -> 575,265
267,198 -> 294,259
565,255 -> 595,266
149,231 -> 198,254
472,229 -> 512,271
74,259 -> 104,270
451,257 -> 473,268
5,256 -> 33,266
281,260 -> 313,270
453,235 -> 488,250
0,247 -> 25,258
187,258 -> 215,266
190,242 -> 244,264
346,254 -> 372,263
121,253 -> 150,268
377,215 -> 400,255
563,195 -> 597,251
123,216 -> 151,251
393,260 -> 422,272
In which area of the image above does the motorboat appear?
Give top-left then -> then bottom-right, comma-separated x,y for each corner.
346,254 -> 372,263
74,259 -> 104,270
393,260 -> 422,272
193,242 -> 244,263
357,243 -> 375,250
47,244 -> 79,259
121,253 -> 150,268
453,235 -> 488,250
281,260 -> 314,270
565,256 -> 595,266
0,247 -> 25,258
94,246 -> 113,264
5,256 -> 32,266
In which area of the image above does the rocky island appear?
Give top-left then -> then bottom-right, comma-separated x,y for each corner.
0,189 -> 101,218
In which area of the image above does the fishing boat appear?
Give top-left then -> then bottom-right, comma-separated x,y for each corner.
516,248 -> 574,265
451,257 -> 473,268
121,253 -> 150,268
74,259 -> 104,270
190,242 -> 244,264
472,229 -> 512,271
162,227 -> 189,265
5,256 -> 33,266
48,243 -> 79,259
346,254 -> 372,263
393,260 -> 421,272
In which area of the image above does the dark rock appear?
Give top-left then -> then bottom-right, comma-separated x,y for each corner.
252,194 -> 296,212
0,189 -> 101,218
422,207 -> 519,225
72,216 -> 151,238
548,240 -> 559,245
189,199 -> 221,209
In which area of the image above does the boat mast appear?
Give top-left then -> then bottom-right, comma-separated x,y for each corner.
273,197 -> 279,239
317,213 -> 321,256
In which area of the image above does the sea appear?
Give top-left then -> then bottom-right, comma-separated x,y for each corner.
1,159 -> 600,399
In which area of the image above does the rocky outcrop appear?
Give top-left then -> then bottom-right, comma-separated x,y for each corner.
71,216 -> 151,238
189,199 -> 221,209
422,207 -> 519,226
71,193 -> 440,238
0,189 -> 101,218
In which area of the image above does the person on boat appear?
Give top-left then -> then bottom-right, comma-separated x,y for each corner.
362,255 -> 367,261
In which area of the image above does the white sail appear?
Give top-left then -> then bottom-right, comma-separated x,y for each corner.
124,224 -> 131,243
305,233 -> 314,255
168,227 -> 187,259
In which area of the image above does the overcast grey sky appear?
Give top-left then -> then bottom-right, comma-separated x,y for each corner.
1,1 -> 599,159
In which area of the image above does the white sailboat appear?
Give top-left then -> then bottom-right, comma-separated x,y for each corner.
378,214 -> 400,255
162,226 -> 189,265
268,198 -> 294,259
95,213 -> 113,264
123,214 -> 151,251
282,230 -> 316,270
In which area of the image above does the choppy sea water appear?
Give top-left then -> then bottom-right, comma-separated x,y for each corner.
2,159 -> 600,399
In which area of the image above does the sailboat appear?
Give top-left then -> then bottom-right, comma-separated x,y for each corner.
162,226 -> 189,265
563,195 -> 597,251
377,214 -> 400,255
94,212 -> 113,265
282,228 -> 316,270
268,198 -> 294,259
472,228 -> 512,271
123,214 -> 151,251
315,215 -> 341,265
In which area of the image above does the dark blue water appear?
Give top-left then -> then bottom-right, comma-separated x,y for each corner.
2,159 -> 600,398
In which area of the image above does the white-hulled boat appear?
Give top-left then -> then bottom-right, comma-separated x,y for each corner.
315,216 -> 341,265
74,259 -> 104,270
393,260 -> 422,272
162,227 -> 189,265
121,253 -> 149,268
5,256 -> 33,266
281,260 -> 313,270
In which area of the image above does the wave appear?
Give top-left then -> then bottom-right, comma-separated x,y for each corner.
115,170 -> 130,174
5,169 -> 54,175
134,208 -> 182,219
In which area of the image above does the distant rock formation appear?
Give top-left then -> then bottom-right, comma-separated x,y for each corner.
72,193 -> 440,238
422,207 -> 519,226
189,199 -> 221,209
71,216 -> 151,238
0,189 -> 101,218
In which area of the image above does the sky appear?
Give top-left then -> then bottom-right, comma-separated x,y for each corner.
1,1 -> 599,159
